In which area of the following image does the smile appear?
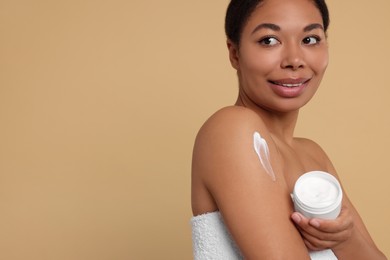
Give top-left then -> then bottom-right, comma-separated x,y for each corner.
268,78 -> 312,98
273,82 -> 304,88
269,78 -> 311,88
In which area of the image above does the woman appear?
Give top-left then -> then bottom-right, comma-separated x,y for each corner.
191,0 -> 387,259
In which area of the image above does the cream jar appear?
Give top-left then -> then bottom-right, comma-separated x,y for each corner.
291,171 -> 343,220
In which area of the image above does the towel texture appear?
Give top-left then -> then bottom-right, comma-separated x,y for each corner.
191,211 -> 337,260
191,211 -> 243,260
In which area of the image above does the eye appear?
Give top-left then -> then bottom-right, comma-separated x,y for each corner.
302,36 -> 321,45
259,36 -> 280,46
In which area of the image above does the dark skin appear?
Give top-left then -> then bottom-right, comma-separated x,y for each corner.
192,0 -> 386,259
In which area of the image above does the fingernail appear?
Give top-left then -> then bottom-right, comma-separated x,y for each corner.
310,219 -> 320,228
292,213 -> 301,223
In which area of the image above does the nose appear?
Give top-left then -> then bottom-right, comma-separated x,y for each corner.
281,44 -> 305,70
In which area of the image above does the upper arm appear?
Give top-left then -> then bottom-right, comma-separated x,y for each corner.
192,107 -> 310,259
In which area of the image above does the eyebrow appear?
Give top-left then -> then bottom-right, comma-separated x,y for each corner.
251,23 -> 324,34
251,23 -> 281,34
303,23 -> 324,32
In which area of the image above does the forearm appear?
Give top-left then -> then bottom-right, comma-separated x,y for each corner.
333,227 -> 387,260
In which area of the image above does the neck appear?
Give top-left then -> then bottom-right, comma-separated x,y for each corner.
235,96 -> 299,144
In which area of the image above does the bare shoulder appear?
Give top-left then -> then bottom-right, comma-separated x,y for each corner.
193,106 -> 273,182
294,137 -> 335,173
197,106 -> 268,137
193,106 -> 271,167
294,137 -> 326,155
193,106 -> 269,178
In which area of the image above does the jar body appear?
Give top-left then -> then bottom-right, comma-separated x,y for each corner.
292,171 -> 343,220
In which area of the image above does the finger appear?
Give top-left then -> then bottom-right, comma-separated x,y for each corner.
309,208 -> 353,233
291,212 -> 311,228
300,226 -> 350,243
292,213 -> 322,235
292,211 -> 353,242
300,230 -> 340,250
309,218 -> 351,233
303,239 -> 320,251
303,237 -> 331,251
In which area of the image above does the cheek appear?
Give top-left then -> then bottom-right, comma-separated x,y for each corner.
311,50 -> 329,74
241,49 -> 281,75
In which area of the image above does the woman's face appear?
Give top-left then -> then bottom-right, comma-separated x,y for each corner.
230,0 -> 328,113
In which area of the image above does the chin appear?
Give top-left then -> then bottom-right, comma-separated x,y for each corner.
265,97 -> 313,114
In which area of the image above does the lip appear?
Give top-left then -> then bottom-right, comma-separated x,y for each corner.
268,78 -> 311,98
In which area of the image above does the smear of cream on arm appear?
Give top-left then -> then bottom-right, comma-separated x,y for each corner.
253,132 -> 276,181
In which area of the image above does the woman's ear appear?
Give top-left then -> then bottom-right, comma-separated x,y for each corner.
227,40 -> 239,70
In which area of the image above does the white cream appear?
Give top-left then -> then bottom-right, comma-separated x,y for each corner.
296,177 -> 338,207
253,132 -> 276,181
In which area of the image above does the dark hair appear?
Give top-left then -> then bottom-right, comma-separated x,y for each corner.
225,0 -> 330,46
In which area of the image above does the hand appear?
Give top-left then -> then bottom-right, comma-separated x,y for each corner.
291,205 -> 354,251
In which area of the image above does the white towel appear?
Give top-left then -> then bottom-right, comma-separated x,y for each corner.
191,211 -> 338,260
191,211 -> 243,260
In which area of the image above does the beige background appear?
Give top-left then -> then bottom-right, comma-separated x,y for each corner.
0,0 -> 389,259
